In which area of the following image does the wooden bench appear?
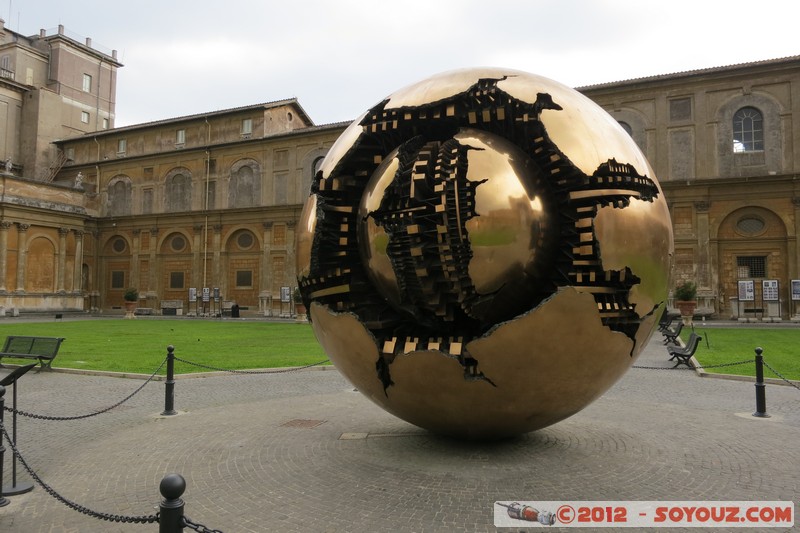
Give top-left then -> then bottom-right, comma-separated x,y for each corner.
661,321 -> 683,345
0,336 -> 66,370
667,332 -> 702,368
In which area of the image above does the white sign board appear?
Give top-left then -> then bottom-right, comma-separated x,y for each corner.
280,286 -> 291,303
791,280 -> 800,301
189,287 -> 197,301
202,287 -> 210,302
762,279 -> 779,301
738,280 -> 755,301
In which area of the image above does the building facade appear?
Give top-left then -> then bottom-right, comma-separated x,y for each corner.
1,22 -> 798,319
582,56 -> 800,320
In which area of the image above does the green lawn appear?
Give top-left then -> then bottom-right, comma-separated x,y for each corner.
0,319 -> 328,375
683,327 -> 800,381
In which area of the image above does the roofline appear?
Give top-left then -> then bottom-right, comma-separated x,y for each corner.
54,121 -> 348,165
577,55 -> 800,92
54,98 -> 317,142
42,33 -> 123,67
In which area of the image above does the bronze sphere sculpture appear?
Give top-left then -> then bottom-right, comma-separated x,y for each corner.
296,68 -> 673,439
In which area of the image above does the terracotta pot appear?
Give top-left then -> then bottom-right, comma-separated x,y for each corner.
124,300 -> 137,319
675,300 -> 697,325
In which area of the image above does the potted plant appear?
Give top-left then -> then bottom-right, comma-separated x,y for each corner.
123,288 -> 139,319
674,281 -> 697,325
293,287 -> 307,320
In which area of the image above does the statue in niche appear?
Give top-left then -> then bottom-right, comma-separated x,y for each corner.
75,172 -> 84,190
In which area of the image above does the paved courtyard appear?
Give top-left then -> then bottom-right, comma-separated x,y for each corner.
0,329 -> 798,532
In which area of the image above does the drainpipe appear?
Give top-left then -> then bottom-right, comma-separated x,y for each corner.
203,118 -> 211,289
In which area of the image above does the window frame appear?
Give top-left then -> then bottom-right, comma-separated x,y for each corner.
235,270 -> 253,289
82,73 -> 92,92
176,129 -> 186,146
169,271 -> 185,290
117,138 -> 127,155
733,106 -> 764,153
80,111 -> 90,124
110,270 -> 125,289
241,118 -> 253,136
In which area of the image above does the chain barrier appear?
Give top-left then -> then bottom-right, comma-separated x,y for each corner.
761,358 -> 800,391
0,421 -> 159,524
173,355 -> 329,374
632,359 -> 752,371
4,356 -> 167,421
183,516 -> 225,533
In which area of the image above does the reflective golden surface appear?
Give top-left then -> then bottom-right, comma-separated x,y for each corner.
296,68 -> 673,439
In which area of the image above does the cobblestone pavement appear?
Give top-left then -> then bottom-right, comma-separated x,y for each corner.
0,332 -> 798,532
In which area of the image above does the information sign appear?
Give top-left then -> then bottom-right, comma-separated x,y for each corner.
791,280 -> 800,301
738,280 -> 755,301
762,280 -> 779,301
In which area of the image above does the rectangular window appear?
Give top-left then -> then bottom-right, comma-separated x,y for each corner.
111,271 -> 125,289
274,173 -> 288,204
82,73 -> 92,92
170,272 -> 185,289
176,129 -> 185,145
205,181 -> 216,210
669,97 -> 692,121
102,117 -> 109,129
737,256 -> 766,278
65,148 -> 75,161
207,158 -> 217,175
81,111 -> 90,124
117,138 -> 127,155
142,189 -> 153,214
241,118 -> 253,136
235,270 -> 253,288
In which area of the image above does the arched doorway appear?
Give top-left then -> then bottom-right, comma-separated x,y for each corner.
717,206 -> 788,319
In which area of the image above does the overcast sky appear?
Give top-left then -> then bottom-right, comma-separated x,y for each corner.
9,0 -> 800,127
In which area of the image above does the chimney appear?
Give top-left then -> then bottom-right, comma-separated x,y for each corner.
86,37 -> 92,48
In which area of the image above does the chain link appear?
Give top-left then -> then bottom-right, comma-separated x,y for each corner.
761,358 -> 800,391
183,516 -> 225,532
4,356 -> 167,421
0,421 -> 159,524
173,355 -> 329,374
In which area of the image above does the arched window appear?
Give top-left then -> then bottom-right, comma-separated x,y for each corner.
108,178 -> 132,216
166,172 -> 192,211
617,121 -> 633,136
229,165 -> 256,208
733,107 -> 764,153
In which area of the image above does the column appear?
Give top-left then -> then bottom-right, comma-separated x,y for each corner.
0,221 -> 11,292
57,227 -> 69,293
286,220 -> 296,285
192,224 -> 204,290
149,228 -> 159,296
694,201 -> 712,314
130,229 -> 141,289
72,230 -> 84,293
15,223 -> 29,292
260,221 -> 273,314
790,198 -> 800,319
212,224 -> 222,294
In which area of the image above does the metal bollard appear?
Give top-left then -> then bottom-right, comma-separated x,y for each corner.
159,473 -> 186,533
0,386 -> 8,507
162,345 -> 177,416
752,347 -> 770,418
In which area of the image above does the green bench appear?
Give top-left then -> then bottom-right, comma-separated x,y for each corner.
0,336 -> 66,370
